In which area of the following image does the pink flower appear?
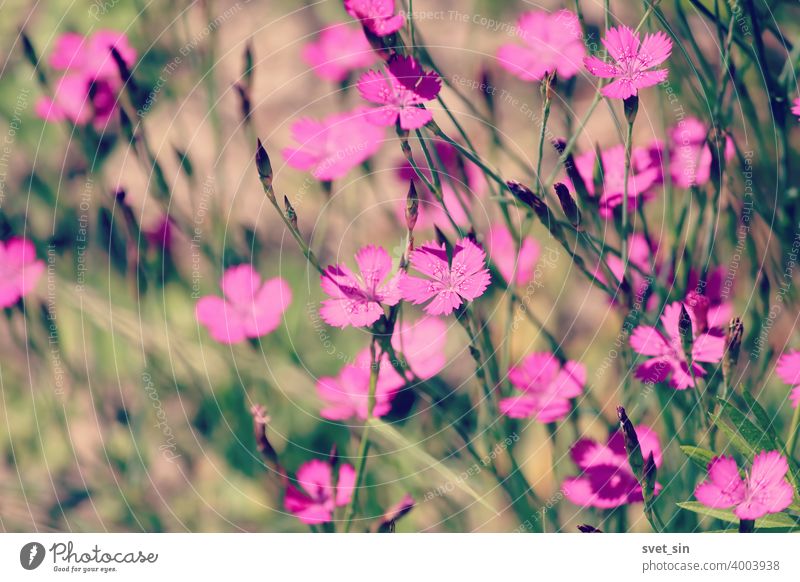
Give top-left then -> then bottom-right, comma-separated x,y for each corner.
694,451 -> 794,520
399,237 -> 491,316
284,458 -> 356,524
316,357 -> 403,421
668,117 -> 735,188
486,223 -> 540,286
630,301 -> 725,390
563,426 -> 662,508
282,108 -> 384,180
357,55 -> 441,130
597,233 -> 659,305
497,10 -> 586,82
195,265 -> 292,344
344,0 -> 404,37
35,30 -> 136,127
302,24 -> 376,82
584,26 -> 673,99
385,316 -> 448,380
792,98 -> 800,120
684,266 -> 734,333
0,238 -> 45,308
499,353 -> 585,422
776,350 -> 800,408
320,245 -> 401,328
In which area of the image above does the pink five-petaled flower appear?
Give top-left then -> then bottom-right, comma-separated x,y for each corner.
563,426 -> 662,508
0,238 -> 45,308
668,117 -> 735,189
357,55 -> 442,130
792,98 -> 800,120
499,353 -> 585,422
195,265 -> 292,344
320,245 -> 401,328
302,24 -> 376,82
284,458 -> 356,524
399,237 -> 491,316
282,107 -> 384,181
584,25 -> 673,99
684,266 -> 734,333
776,350 -> 800,408
316,356 -> 402,421
497,10 -> 586,82
486,223 -> 541,287
694,451 -> 794,520
344,0 -> 404,37
630,301 -> 725,390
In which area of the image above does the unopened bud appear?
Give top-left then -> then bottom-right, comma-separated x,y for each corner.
553,139 -> 591,204
723,317 -> 743,384
617,406 -> 644,479
554,182 -> 581,227
255,139 -> 274,192
376,494 -> 415,532
542,70 -> 557,102
624,95 -> 639,124
234,82 -> 252,125
643,452 -> 657,499
678,303 -> 694,359
405,181 -> 419,232
251,404 -> 279,466
284,195 -> 297,230
577,524 -> 602,533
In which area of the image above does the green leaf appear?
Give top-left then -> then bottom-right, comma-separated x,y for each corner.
715,398 -> 775,459
677,502 -> 800,529
740,392 -> 783,448
711,415 -> 756,459
680,446 -> 716,470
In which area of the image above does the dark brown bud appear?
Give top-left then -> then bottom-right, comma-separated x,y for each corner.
284,195 -> 297,230
723,317 -> 744,384
405,181 -> 419,232
255,139 -> 274,193
251,404 -> 279,466
234,82 -> 252,126
577,524 -> 603,533
617,406 -> 644,479
678,303 -> 694,359
624,95 -> 639,124
554,182 -> 581,227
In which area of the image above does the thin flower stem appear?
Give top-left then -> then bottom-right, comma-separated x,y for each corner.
620,117 -> 634,286
786,403 -> 800,460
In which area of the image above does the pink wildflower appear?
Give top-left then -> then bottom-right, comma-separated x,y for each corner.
316,358 -> 402,421
195,265 -> 292,344
486,223 -> 540,286
302,24 -> 376,82
597,233 -> 659,305
694,451 -> 794,520
584,26 -> 673,99
684,266 -> 734,333
776,350 -> 800,408
668,117 -> 735,188
284,458 -> 356,524
344,0 -> 404,37
399,237 -> 491,316
630,301 -> 725,390
357,55 -> 441,130
499,353 -> 585,422
282,108 -> 384,181
563,426 -> 662,508
0,238 -> 45,308
497,10 -> 586,81
792,98 -> 800,120
385,316 -> 448,380
320,245 -> 401,328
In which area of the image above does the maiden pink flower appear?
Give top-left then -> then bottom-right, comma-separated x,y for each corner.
357,55 -> 441,130
282,107 -> 384,180
486,223 -> 540,286
792,98 -> 800,120
344,0 -> 404,37
497,10 -> 586,81
284,458 -> 356,524
499,353 -> 585,422
316,358 -> 403,421
0,238 -> 45,308
563,426 -> 662,508
597,233 -> 659,306
630,301 -> 725,390
320,245 -> 401,328
694,451 -> 794,520
302,24 -> 376,82
684,266 -> 734,333
195,265 -> 292,344
776,350 -> 800,408
384,316 -> 448,380
668,117 -> 735,188
399,237 -> 491,316
584,26 -> 673,99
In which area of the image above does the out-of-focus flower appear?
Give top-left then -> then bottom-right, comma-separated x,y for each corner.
320,245 -> 401,328
302,24 -> 376,82
0,238 -> 45,308
345,0 -> 404,37
357,55 -> 441,130
668,117 -> 735,188
792,97 -> 800,120
399,237 -> 491,316
684,266 -> 734,333
499,353 -> 585,422
630,301 -> 725,390
694,451 -> 794,520
776,350 -> 800,408
282,107 -> 384,180
35,30 -> 136,127
316,357 -> 402,421
144,215 -> 173,251
496,9 -> 586,82
584,26 -> 672,99
385,316 -> 448,380
195,265 -> 292,344
563,426 -> 662,508
486,223 -> 540,286
284,458 -> 355,524
598,233 -> 658,305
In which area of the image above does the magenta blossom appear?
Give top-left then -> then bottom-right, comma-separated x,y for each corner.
584,26 -> 673,99
630,301 -> 725,390
320,245 -> 401,328
0,238 -> 45,308
563,426 -> 662,509
195,265 -> 292,344
497,10 -> 586,82
35,30 -> 136,127
302,24 -> 376,82
596,233 -> 659,308
499,353 -> 585,422
776,350 -> 800,408
282,108 -> 383,181
668,117 -> 735,188
316,358 -> 402,421
399,237 -> 491,316
792,98 -> 800,120
344,0 -> 404,37
487,223 -> 540,287
684,266 -> 734,333
284,458 -> 355,524
357,55 -> 441,130
384,316 -> 449,380
694,451 -> 794,520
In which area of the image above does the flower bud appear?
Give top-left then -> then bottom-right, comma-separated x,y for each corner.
251,404 -> 279,466
554,182 -> 581,227
624,95 -> 639,124
617,406 -> 644,479
405,181 -> 419,232
553,138 -> 591,204
577,524 -> 602,533
723,317 -> 744,384
284,195 -> 298,230
678,303 -> 694,360
684,291 -> 709,332
255,139 -> 274,192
